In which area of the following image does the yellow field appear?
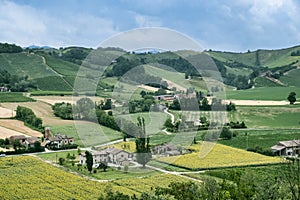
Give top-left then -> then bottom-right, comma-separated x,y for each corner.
157,142 -> 283,170
110,141 -> 136,153
0,156 -> 192,199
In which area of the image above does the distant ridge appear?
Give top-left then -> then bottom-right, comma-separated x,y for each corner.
24,45 -> 53,49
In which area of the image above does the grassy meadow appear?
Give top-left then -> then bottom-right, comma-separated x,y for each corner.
0,92 -> 34,102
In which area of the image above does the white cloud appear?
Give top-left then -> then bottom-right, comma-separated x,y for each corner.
0,0 -> 118,47
0,0 -> 47,45
134,13 -> 162,27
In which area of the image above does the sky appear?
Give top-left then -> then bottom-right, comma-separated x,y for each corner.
0,0 -> 300,52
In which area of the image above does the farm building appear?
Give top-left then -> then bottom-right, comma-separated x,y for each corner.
153,143 -> 181,156
271,140 -> 300,156
79,147 -> 132,166
45,134 -> 73,149
153,95 -> 175,101
9,135 -> 27,144
23,137 -> 39,149
9,135 -> 39,149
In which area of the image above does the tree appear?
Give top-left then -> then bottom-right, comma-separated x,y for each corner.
288,92 -> 297,104
74,98 -> 95,120
33,141 -> 42,151
135,116 -> 152,167
99,161 -> 108,172
220,127 -> 232,140
13,140 -> 22,151
164,118 -> 174,132
124,165 -> 129,173
58,157 -> 65,165
85,151 -> 93,173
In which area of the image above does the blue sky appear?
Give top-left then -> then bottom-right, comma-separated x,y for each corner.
0,0 -> 300,52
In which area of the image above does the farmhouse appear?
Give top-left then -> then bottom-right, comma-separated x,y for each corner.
153,95 -> 175,101
9,135 -> 39,149
79,147 -> 132,166
23,137 -> 39,149
153,143 -> 181,156
45,134 -> 73,148
9,135 -> 27,144
271,140 -> 300,156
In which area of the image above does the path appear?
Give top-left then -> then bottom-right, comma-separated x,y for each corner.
130,161 -> 203,183
37,54 -> 74,90
164,108 -> 175,124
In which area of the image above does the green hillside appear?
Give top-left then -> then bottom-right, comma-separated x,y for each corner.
1,43 -> 300,95
208,45 -> 300,68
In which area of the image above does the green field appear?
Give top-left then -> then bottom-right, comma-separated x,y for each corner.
280,68 -> 300,87
219,129 -> 300,150
116,112 -> 168,136
0,92 -> 34,102
50,123 -> 124,147
223,87 -> 300,100
229,105 -> 300,128
254,76 -> 283,87
0,52 -> 56,79
30,91 -> 74,96
209,46 -> 300,68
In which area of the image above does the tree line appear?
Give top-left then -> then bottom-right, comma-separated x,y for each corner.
0,43 -> 22,53
0,70 -> 36,92
16,106 -> 43,132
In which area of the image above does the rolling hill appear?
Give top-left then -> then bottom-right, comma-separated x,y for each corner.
0,43 -> 300,95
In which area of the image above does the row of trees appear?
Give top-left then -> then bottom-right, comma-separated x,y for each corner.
0,70 -> 36,92
0,43 -> 22,53
15,106 -> 43,132
169,97 -> 236,111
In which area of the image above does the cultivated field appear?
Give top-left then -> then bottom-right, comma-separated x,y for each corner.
0,126 -> 27,139
229,105 -> 300,128
223,99 -> 292,106
0,107 -> 15,118
157,142 -> 283,170
31,95 -> 105,105
0,101 -> 74,126
0,156 -> 195,199
0,119 -> 43,138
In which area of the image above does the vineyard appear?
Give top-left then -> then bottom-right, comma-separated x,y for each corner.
0,156 -> 193,199
157,143 -> 283,170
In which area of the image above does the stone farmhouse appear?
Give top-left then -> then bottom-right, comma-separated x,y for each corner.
79,147 -> 132,166
9,135 -> 39,149
45,134 -> 74,149
271,140 -> 300,156
153,143 -> 181,156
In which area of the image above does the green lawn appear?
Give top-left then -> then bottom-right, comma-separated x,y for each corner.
0,92 -> 34,102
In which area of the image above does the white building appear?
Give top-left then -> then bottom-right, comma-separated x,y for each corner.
271,140 -> 300,156
79,147 -> 132,166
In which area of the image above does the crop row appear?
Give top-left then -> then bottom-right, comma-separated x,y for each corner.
0,156 -> 136,199
157,143 -> 283,170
